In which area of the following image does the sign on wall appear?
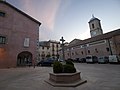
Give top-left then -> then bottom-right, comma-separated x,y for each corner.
24,38 -> 30,47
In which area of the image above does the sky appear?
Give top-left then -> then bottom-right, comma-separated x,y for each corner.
7,0 -> 120,42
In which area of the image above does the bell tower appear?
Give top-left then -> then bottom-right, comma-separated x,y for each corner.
88,15 -> 103,37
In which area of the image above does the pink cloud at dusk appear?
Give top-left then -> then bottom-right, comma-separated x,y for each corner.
7,0 -> 120,42
21,0 -> 61,31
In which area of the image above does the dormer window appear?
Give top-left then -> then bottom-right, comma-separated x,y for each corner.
0,11 -> 5,17
0,36 -> 6,44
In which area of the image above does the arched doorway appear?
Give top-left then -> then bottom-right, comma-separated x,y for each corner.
17,51 -> 32,66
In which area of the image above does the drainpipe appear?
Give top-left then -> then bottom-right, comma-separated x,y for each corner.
69,48 -> 71,59
84,44 -> 87,57
108,39 -> 113,55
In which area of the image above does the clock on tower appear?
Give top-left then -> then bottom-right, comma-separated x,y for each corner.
88,15 -> 103,37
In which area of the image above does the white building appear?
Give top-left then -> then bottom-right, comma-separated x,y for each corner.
38,40 -> 61,61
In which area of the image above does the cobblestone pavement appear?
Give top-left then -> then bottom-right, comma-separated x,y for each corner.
0,63 -> 120,90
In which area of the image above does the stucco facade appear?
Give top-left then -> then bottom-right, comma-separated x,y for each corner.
61,29 -> 120,60
59,16 -> 120,61
0,1 -> 41,68
38,40 -> 61,61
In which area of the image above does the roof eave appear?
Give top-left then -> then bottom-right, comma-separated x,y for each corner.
0,1 -> 41,26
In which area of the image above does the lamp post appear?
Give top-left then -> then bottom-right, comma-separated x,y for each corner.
60,37 -> 65,62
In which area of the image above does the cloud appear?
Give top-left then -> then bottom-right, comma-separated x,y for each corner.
21,0 -> 61,31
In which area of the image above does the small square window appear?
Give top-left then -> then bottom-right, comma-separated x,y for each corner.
0,36 -> 6,44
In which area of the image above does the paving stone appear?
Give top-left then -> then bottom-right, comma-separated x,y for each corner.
0,63 -> 120,90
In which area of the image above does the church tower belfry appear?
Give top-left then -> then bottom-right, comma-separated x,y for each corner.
88,15 -> 103,37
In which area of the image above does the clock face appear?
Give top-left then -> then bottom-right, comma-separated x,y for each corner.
91,31 -> 96,36
93,31 -> 96,35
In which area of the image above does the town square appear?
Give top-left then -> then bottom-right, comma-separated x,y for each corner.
0,63 -> 120,90
0,0 -> 120,90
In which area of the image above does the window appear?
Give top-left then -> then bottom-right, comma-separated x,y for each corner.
68,53 -> 69,56
52,54 -> 55,56
81,51 -> 83,55
72,53 -> 74,56
88,50 -> 90,54
42,46 -> 44,49
95,48 -> 98,53
92,24 -> 94,28
0,36 -> 6,44
80,45 -> 85,48
106,47 -> 109,52
0,11 -> 5,17
47,47 -> 49,50
56,44 -> 58,48
86,56 -> 91,59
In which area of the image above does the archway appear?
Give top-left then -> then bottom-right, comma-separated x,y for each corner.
17,51 -> 32,66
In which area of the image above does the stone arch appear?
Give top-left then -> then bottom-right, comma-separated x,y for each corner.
17,51 -> 32,66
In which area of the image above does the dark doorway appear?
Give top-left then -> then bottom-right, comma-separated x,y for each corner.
17,51 -> 32,66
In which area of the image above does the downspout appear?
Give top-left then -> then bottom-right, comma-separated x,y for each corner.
108,39 -> 113,55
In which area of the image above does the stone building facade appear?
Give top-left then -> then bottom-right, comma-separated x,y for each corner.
0,1 -> 41,68
38,40 -> 61,61
59,16 -> 120,60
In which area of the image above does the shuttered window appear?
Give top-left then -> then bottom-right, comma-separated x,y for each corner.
0,36 -> 6,44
